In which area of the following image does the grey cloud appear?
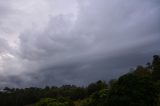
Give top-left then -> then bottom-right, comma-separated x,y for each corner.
0,0 -> 160,87
0,38 -> 10,53
0,1 -> 12,15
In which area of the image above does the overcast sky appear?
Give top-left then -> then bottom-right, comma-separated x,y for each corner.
0,0 -> 160,88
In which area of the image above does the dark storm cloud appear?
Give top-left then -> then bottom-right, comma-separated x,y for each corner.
0,0 -> 160,87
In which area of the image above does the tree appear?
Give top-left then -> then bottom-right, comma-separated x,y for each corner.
87,80 -> 108,95
35,98 -> 74,106
133,65 -> 151,77
152,55 -> 160,80
107,73 -> 159,106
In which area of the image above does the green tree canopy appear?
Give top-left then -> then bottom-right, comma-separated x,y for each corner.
107,73 -> 159,106
35,98 -> 74,106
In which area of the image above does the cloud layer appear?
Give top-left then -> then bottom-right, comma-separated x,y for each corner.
0,0 -> 160,87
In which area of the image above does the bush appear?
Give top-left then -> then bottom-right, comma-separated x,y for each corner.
35,98 -> 74,106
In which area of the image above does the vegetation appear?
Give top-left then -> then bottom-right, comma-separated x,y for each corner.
0,55 -> 160,106
35,98 -> 74,106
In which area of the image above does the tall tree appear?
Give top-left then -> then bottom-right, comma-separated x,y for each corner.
152,55 -> 160,80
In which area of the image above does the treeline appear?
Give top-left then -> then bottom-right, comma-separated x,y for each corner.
0,55 -> 160,106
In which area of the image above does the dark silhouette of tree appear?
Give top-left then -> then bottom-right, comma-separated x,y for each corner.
107,73 -> 159,106
87,80 -> 108,95
152,55 -> 160,80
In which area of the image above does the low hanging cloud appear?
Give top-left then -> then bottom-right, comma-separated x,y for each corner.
0,0 -> 160,88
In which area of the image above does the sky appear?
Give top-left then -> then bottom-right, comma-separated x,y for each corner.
0,0 -> 160,88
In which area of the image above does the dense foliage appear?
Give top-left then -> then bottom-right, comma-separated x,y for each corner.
0,55 -> 160,106
35,98 -> 74,106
